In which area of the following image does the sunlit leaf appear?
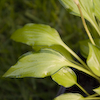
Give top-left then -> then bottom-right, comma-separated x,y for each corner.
11,23 -> 74,62
93,0 -> 100,20
3,49 -> 73,78
87,43 -> 100,76
51,67 -> 77,88
59,0 -> 79,15
59,0 -> 100,35
79,39 -> 100,58
33,45 -> 73,61
54,93 -> 84,100
93,87 -> 100,95
11,23 -> 63,47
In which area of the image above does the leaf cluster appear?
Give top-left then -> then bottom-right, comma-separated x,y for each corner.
2,0 -> 100,100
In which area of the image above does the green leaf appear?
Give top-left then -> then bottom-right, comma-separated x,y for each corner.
54,93 -> 84,100
93,87 -> 100,95
59,0 -> 79,15
33,45 -> 73,61
93,0 -> 100,20
79,39 -> 90,58
50,45 -> 73,60
59,0 -> 100,35
11,23 -> 74,63
3,49 -> 72,78
11,23 -> 86,66
11,23 -> 63,47
79,39 -> 100,58
87,43 -> 100,76
51,67 -> 76,88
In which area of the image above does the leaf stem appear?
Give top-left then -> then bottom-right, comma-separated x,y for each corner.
86,93 -> 99,98
83,93 -> 100,100
82,97 -> 100,100
61,42 -> 89,70
75,82 -> 90,96
68,61 -> 100,82
74,0 -> 95,45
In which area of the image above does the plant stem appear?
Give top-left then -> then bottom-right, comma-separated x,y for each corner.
61,42 -> 89,70
86,93 -> 99,98
74,0 -> 95,45
82,98 -> 100,100
83,93 -> 100,100
68,61 -> 100,82
60,41 -> 100,81
75,82 -> 90,96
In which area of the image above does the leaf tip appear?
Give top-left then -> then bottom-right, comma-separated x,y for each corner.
2,73 -> 8,78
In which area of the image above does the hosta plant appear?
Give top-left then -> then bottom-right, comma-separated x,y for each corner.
3,0 -> 100,99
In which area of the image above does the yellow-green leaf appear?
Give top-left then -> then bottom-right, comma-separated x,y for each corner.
33,45 -> 73,61
3,49 -> 72,78
59,0 -> 100,35
93,87 -> 100,95
87,43 -> 100,76
54,93 -> 84,100
79,39 -> 100,58
51,67 -> 76,88
93,0 -> 100,20
11,23 -> 63,47
11,23 -> 75,64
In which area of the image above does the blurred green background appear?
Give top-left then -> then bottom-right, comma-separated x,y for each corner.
0,0 -> 94,100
